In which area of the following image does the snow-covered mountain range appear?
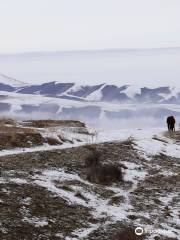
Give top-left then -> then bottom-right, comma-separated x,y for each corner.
0,73 -> 180,125
0,47 -> 180,123
0,73 -> 180,104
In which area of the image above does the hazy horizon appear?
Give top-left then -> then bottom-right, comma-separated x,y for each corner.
0,47 -> 180,56
0,47 -> 180,87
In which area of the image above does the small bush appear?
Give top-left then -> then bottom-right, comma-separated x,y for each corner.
85,150 -> 123,184
46,137 -> 62,146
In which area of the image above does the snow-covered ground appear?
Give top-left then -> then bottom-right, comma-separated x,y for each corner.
0,125 -> 180,161
98,127 -> 180,159
0,125 -> 179,239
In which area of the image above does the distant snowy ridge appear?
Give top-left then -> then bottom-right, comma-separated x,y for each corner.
0,74 -> 180,104
0,73 -> 180,122
0,73 -> 26,87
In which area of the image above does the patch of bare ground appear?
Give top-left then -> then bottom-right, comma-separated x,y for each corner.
87,224 -> 146,240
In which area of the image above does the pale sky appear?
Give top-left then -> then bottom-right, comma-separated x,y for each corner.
0,0 -> 180,53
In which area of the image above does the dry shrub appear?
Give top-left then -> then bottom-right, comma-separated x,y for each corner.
46,137 -> 62,145
108,195 -> 125,205
85,149 -> 123,184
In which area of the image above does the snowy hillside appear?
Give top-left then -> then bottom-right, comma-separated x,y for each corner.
0,73 -> 26,88
0,78 -> 180,104
1,91 -> 180,126
0,123 -> 179,239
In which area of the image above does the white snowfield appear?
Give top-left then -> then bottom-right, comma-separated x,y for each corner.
1,90 -> 180,114
98,127 -> 180,159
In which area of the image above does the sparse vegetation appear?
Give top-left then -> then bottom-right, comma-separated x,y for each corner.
164,130 -> 180,143
22,119 -> 86,128
0,125 -> 45,150
75,191 -> 88,201
85,148 -> 123,184
58,134 -> 73,143
46,137 -> 62,146
0,117 -> 17,126
0,138 -> 179,239
0,118 -> 179,239
0,118 -> 90,150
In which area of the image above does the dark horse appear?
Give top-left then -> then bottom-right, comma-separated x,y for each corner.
167,116 -> 176,131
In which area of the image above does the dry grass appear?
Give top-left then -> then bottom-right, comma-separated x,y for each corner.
0,122 -> 45,150
23,120 -> 86,128
0,117 -> 16,126
46,137 -> 62,146
164,130 -> 180,143
0,131 -> 45,150
0,118 -> 88,149
108,195 -> 125,205
0,125 -> 36,134
85,148 -> 123,184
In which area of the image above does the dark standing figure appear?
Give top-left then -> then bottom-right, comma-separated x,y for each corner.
167,116 -> 176,131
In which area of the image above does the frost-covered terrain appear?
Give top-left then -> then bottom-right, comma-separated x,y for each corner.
0,122 -> 179,240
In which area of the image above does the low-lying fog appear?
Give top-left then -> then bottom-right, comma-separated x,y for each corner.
0,48 -> 180,87
3,111 -> 180,132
